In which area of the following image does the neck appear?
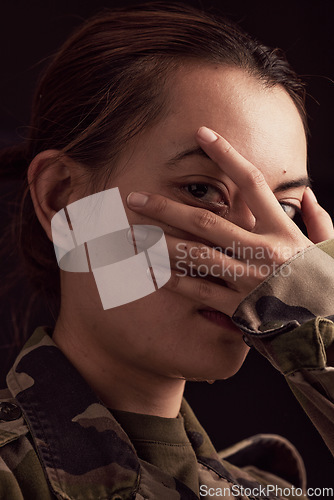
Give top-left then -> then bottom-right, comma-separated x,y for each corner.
52,313 -> 185,418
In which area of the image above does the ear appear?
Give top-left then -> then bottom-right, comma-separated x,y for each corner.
28,150 -> 86,242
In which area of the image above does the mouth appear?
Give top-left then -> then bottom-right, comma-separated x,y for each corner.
199,306 -> 222,312
198,307 -> 237,329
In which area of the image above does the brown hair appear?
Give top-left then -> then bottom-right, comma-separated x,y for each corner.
1,2 -> 307,340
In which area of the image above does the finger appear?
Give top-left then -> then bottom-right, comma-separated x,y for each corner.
196,126 -> 286,228
164,235 -> 252,285
302,187 -> 334,243
126,191 -> 254,248
164,269 -> 241,317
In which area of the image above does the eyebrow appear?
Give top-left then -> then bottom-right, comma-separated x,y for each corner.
166,146 -> 210,166
166,146 -> 311,192
273,177 -> 311,193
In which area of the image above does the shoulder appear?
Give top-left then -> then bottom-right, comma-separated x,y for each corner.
219,433 -> 307,492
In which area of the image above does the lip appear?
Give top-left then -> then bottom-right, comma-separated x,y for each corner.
198,308 -> 240,331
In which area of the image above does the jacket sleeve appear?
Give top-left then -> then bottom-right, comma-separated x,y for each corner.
232,239 -> 334,456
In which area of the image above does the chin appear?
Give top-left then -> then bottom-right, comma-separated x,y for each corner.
178,346 -> 250,382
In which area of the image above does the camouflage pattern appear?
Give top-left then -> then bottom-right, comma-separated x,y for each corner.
0,328 -> 309,500
232,240 -> 334,335
1,239 -> 334,499
232,239 -> 334,456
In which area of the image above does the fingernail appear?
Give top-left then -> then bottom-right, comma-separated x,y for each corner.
127,192 -> 149,207
197,126 -> 219,143
132,226 -> 148,242
127,227 -> 148,247
146,265 -> 170,283
306,187 -> 317,203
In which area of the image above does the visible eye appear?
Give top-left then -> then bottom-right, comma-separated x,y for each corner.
185,183 -> 224,203
279,202 -> 300,220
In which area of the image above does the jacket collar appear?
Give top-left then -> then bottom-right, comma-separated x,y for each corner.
6,327 -> 230,499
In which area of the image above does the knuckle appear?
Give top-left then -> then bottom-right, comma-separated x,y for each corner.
224,142 -> 232,154
154,196 -> 168,215
195,209 -> 218,230
189,245 -> 203,260
247,168 -> 266,188
197,280 -> 213,300
168,272 -> 180,289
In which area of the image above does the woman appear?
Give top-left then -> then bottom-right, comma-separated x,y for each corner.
0,3 -> 333,499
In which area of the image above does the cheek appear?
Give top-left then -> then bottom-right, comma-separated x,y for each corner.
97,291 -> 192,366
99,290 -> 248,379
99,289 -> 192,348
104,288 -> 195,329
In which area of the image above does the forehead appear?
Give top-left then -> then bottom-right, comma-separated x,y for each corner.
147,63 -> 307,184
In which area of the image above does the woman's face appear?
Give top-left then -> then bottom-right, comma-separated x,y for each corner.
64,64 -> 307,381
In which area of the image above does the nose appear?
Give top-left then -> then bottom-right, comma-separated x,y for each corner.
224,195 -> 256,232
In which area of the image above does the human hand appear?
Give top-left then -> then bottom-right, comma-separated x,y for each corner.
127,127 -> 334,316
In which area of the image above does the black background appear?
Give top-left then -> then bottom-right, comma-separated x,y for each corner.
1,0 -> 333,489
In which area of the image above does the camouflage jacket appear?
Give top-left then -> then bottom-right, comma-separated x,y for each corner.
0,240 -> 334,500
